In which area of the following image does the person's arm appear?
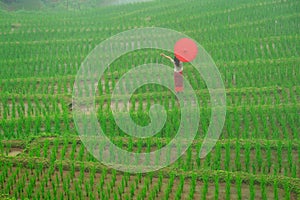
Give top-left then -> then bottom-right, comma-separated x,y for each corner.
160,53 -> 174,63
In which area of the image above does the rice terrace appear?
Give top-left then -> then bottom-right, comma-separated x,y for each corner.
0,0 -> 299,199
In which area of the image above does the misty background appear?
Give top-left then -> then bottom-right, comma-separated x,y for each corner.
0,0 -> 154,11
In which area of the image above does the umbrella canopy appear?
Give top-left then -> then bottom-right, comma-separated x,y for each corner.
174,38 -> 198,62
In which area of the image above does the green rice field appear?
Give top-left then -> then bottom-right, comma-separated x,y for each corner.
0,0 -> 299,199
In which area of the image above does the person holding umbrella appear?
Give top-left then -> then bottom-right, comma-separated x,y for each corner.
160,38 -> 198,92
160,53 -> 184,92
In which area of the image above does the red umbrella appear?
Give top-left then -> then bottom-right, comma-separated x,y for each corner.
174,38 -> 198,62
